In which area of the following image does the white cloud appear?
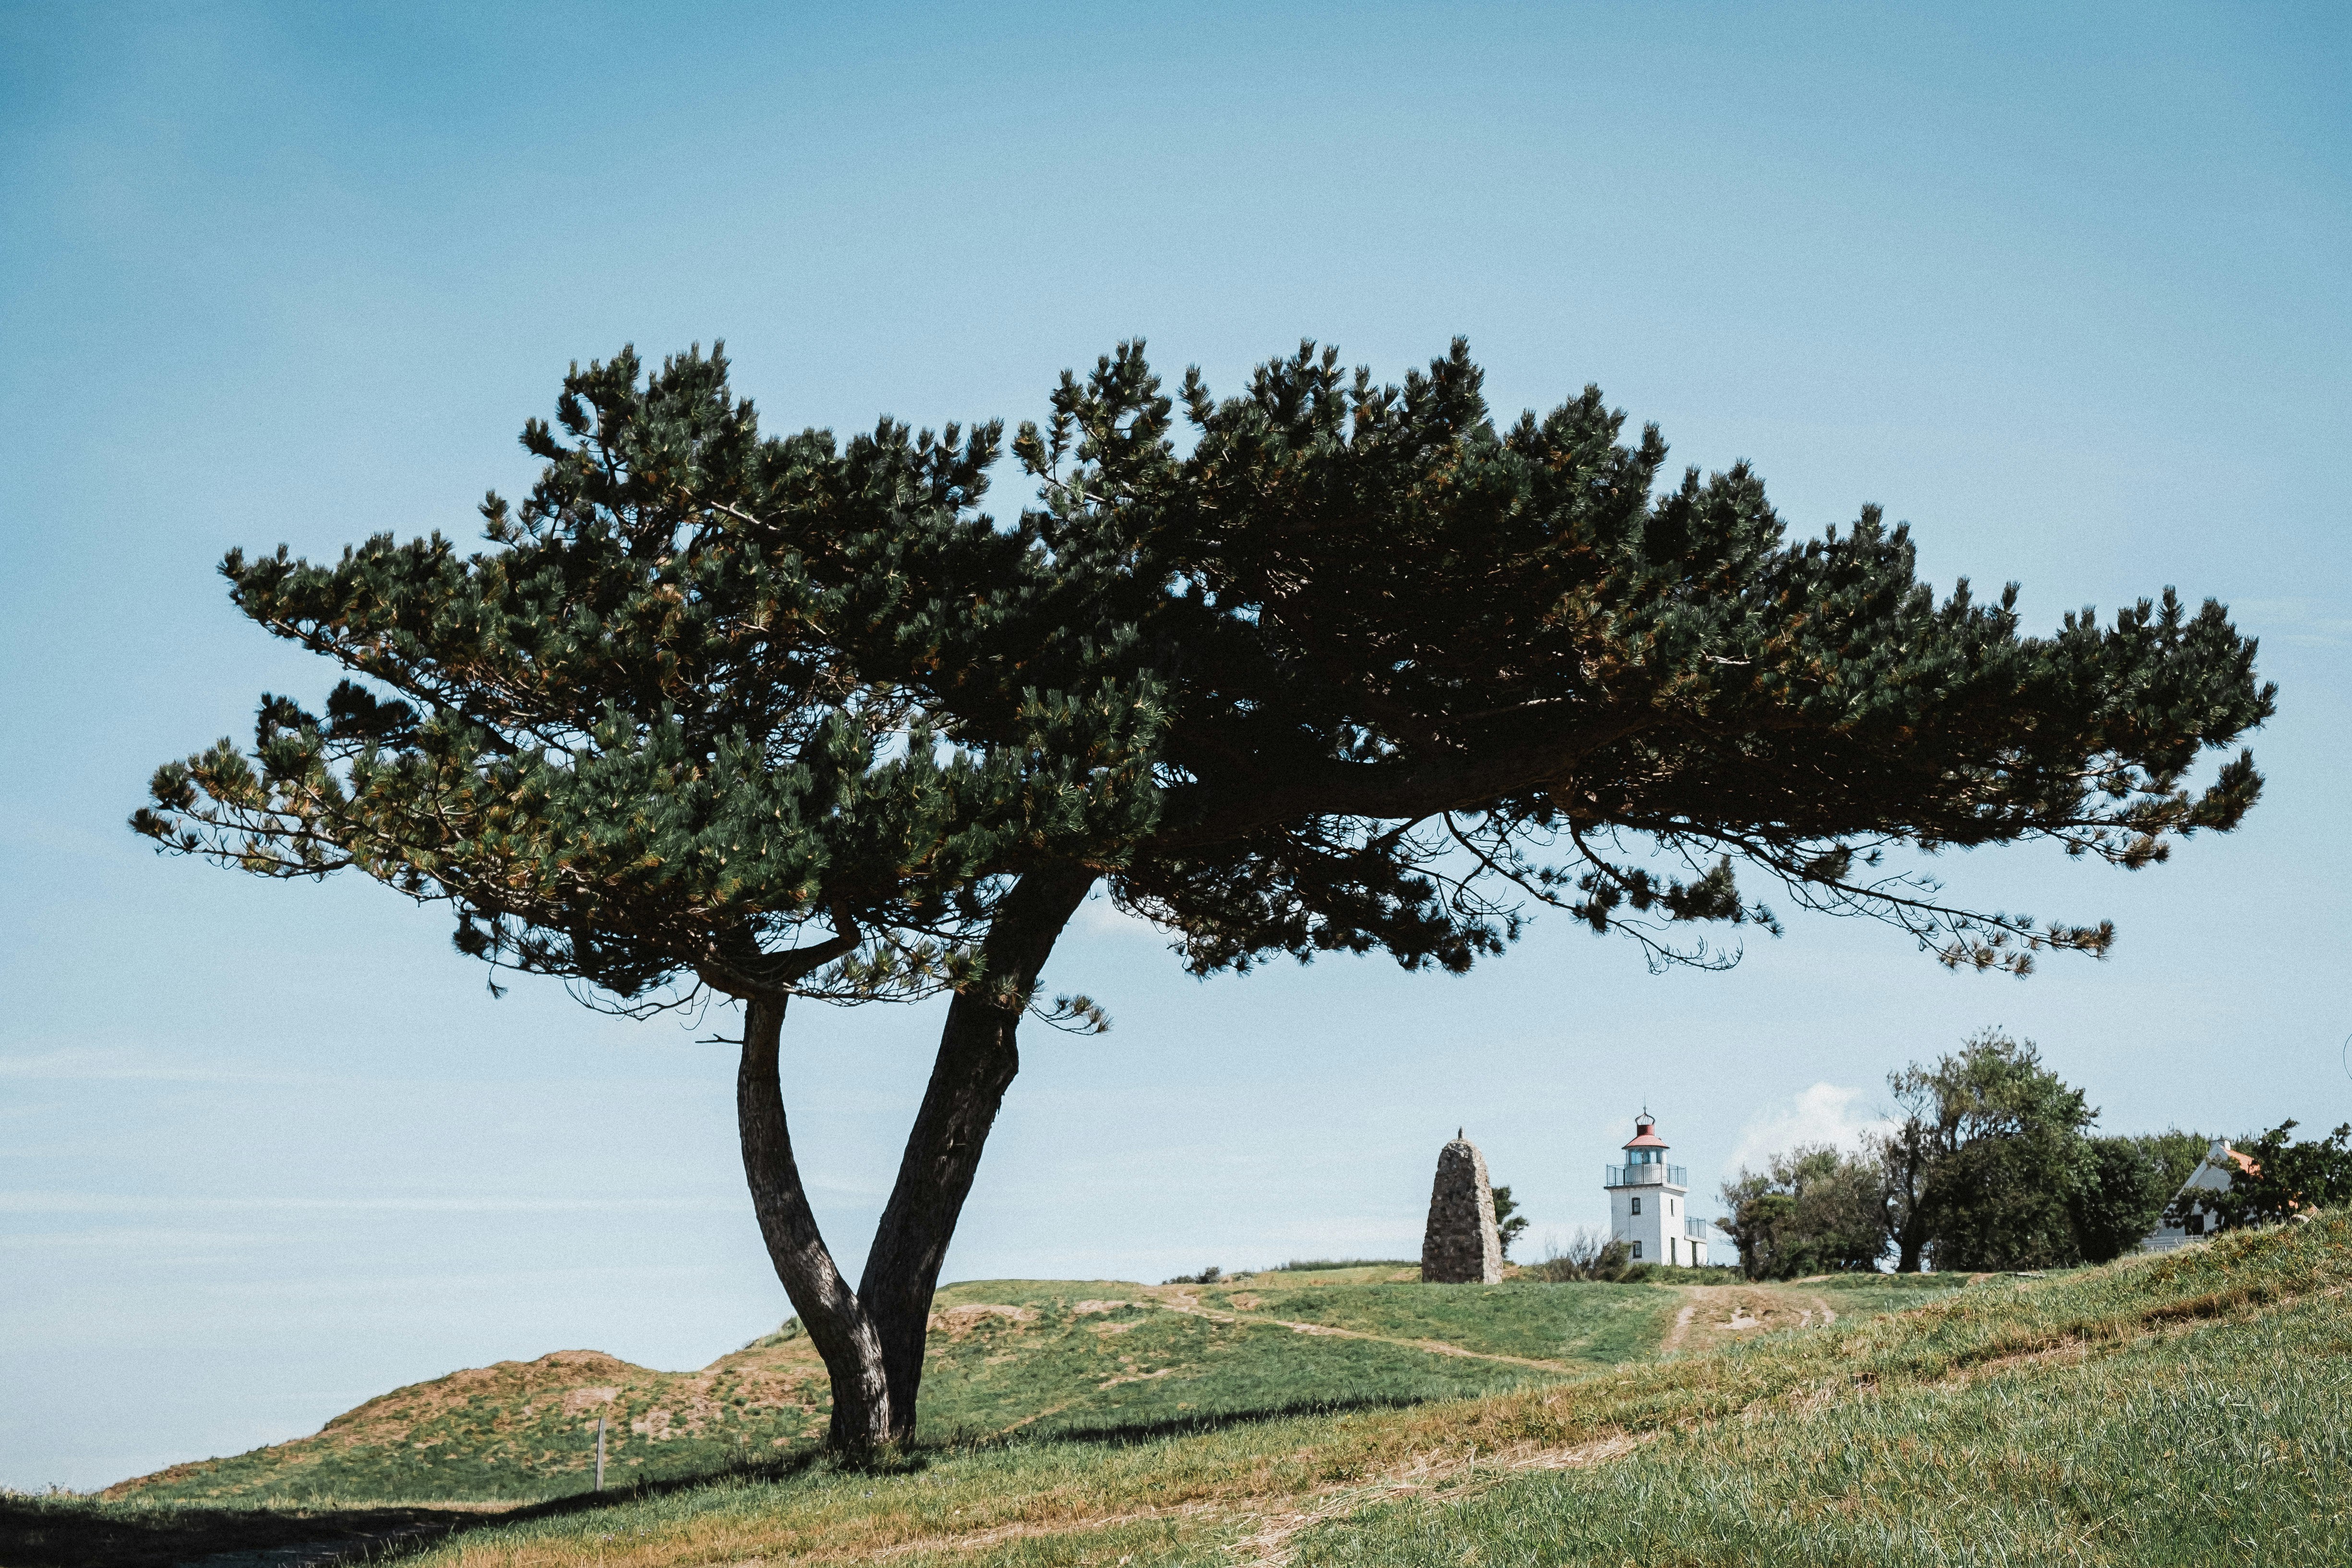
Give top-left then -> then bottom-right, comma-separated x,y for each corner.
1724,1083 -> 1892,1177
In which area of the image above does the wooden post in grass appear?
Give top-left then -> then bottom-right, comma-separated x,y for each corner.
595,1416 -> 606,1491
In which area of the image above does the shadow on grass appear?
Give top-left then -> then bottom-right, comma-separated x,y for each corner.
16,1393 -> 1449,1566
0,1496 -> 500,1568
924,1391 -> 1440,1455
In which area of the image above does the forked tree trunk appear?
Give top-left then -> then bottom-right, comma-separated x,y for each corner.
736,993 -> 893,1448
859,864 -> 1097,1441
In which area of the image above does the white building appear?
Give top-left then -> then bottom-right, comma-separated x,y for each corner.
1605,1113 -> 1712,1267
2142,1139 -> 2255,1252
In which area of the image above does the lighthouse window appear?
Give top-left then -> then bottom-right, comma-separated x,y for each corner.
1632,1241 -> 1643,1258
1631,1197 -> 1641,1215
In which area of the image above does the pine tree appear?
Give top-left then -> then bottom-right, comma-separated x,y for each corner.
1007,341 -> 2272,980
139,339 -> 2274,1445
134,347 -> 1162,1448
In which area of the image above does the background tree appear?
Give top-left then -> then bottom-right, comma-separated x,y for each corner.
2071,1133 -> 2208,1264
1717,1145 -> 1887,1280
140,338 -> 2274,1444
1874,1030 -> 2155,1271
2133,1129 -> 2219,1198
1910,1034 -> 2091,1270
2198,1121 -> 2352,1231
1490,1184 -> 1528,1260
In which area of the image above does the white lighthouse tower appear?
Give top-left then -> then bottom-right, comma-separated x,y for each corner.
1605,1113 -> 1709,1267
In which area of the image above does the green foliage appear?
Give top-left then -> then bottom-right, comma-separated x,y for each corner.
1716,1144 -> 1887,1279
1009,340 -> 2272,978
2072,1133 -> 2188,1263
1880,1029 -> 2099,1270
2203,1120 -> 2352,1231
1533,1227 -> 1643,1283
135,335 -> 2277,1018
2134,1126 -> 2217,1195
133,345 -> 1164,1013
1488,1184 -> 1528,1259
1720,1041 -> 2207,1272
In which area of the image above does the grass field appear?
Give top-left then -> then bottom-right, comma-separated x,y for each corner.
87,1266 -> 1714,1508
12,1227 -> 2341,1565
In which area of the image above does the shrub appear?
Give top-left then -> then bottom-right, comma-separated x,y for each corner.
1533,1226 -> 1644,1283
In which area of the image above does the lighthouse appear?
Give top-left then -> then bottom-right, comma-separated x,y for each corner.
1605,1113 -> 1710,1267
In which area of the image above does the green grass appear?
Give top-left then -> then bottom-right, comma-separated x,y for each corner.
51,1231 -> 2341,1565
910,1275 -> 1677,1444
371,1217 -> 2350,1567
1204,1279 -> 1671,1364
101,1348 -> 828,1504
98,1270 -> 1691,1507
1272,1259 -> 1420,1272
1293,1291 -> 2352,1566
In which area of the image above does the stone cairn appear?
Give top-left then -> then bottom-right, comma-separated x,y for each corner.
1420,1130 -> 1502,1283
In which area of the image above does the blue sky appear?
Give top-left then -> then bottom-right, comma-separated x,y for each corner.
3,0 -> 2346,1492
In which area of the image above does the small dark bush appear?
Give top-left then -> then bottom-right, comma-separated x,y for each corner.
1532,1227 -> 1644,1282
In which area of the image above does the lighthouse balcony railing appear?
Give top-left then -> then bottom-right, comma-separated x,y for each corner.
1604,1163 -> 1687,1188
1685,1216 -> 1712,1240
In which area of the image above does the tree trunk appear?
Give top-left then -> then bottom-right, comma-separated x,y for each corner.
859,864 -> 1098,1441
737,993 -> 893,1449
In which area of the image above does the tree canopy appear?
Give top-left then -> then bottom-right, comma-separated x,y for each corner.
136,340 -> 2276,1444
1879,1030 -> 2098,1271
2200,1121 -> 2352,1232
134,347 -> 1162,1013
1717,1145 -> 1888,1279
1722,1039 -> 2206,1278
995,340 -> 2273,977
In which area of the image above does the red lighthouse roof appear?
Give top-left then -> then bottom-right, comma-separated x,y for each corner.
1622,1114 -> 1668,1151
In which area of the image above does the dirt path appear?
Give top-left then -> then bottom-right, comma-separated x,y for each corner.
852,1430 -> 1651,1567
1223,1430 -> 1649,1566
1152,1287 -> 1582,1374
1659,1283 -> 1854,1356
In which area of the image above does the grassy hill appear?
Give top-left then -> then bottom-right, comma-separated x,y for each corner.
14,1228 -> 2343,1564
92,1264 -> 1780,1504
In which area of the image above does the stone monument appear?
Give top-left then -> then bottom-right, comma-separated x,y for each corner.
1420,1129 -> 1502,1283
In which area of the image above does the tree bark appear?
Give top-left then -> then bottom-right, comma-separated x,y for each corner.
737,993 -> 893,1449
859,863 -> 1098,1440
